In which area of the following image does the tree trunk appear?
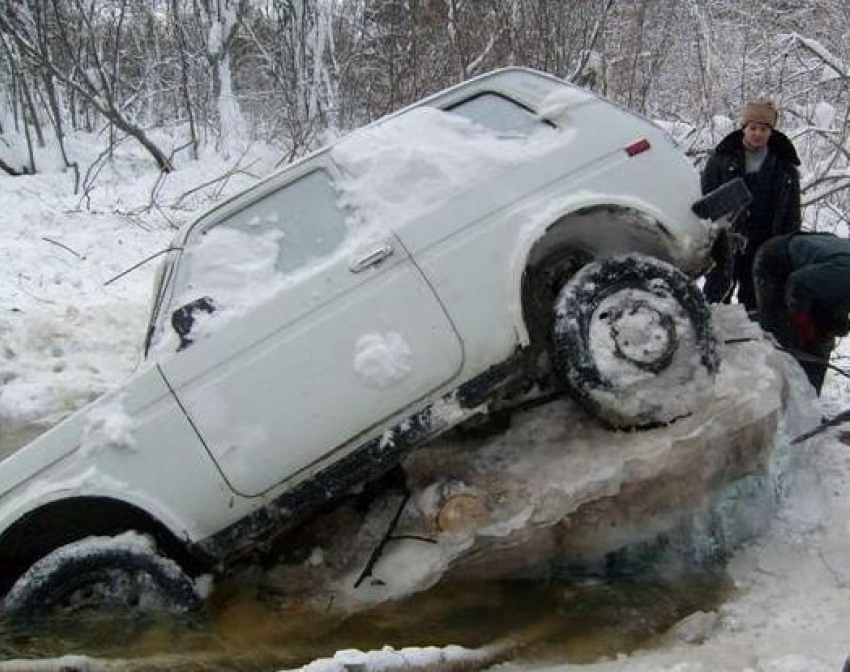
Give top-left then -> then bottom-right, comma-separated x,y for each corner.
170,0 -> 199,160
18,79 -> 37,173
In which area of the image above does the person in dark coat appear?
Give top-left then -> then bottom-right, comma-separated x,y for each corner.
753,232 -> 850,394
701,100 -> 802,311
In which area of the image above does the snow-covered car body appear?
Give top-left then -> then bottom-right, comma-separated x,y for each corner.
0,68 -> 721,602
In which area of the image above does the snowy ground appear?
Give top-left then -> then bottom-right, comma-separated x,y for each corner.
1,135 -> 849,672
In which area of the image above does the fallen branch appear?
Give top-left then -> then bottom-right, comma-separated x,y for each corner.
0,156 -> 27,175
171,160 -> 260,209
792,408 -> 850,444
354,490 -> 411,588
103,247 -> 182,286
41,237 -> 84,260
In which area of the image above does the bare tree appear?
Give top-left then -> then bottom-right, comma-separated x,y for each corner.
0,0 -> 173,171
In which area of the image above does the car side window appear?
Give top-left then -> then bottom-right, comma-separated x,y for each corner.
446,93 -> 550,137
164,170 -> 347,350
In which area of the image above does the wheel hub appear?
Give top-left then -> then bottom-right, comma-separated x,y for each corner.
604,299 -> 677,373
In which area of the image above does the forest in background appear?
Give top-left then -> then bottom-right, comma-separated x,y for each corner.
0,0 -> 848,231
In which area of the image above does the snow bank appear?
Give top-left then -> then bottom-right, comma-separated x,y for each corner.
285,644 -> 488,672
258,307 -> 822,626
0,133 -> 277,427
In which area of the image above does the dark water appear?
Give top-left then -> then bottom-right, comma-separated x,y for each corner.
0,570 -> 732,671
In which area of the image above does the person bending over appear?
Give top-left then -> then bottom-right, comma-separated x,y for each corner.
753,232 -> 850,394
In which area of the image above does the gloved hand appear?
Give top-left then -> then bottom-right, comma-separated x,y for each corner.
728,232 -> 748,254
790,310 -> 817,345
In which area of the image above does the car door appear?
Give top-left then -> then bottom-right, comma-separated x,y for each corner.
157,165 -> 463,497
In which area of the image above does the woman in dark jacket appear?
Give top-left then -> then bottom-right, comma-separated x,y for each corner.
701,100 -> 802,311
754,232 -> 850,394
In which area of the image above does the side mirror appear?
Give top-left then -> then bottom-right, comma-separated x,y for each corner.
172,297 -> 216,351
692,177 -> 752,222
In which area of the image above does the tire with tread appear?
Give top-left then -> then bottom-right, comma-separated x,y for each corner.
2,534 -> 201,618
552,254 -> 719,428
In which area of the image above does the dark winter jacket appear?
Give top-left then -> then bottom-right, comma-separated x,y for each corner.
701,128 -> 802,245
785,233 -> 850,336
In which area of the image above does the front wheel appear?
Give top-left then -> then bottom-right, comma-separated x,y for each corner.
551,254 -> 719,428
2,532 -> 203,618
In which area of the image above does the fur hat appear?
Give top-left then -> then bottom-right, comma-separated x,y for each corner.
742,100 -> 778,127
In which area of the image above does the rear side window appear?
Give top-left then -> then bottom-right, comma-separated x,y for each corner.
447,93 -> 550,137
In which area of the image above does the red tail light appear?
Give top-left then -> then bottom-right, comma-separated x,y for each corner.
625,138 -> 651,156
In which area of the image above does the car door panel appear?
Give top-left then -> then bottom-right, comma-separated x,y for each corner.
158,168 -> 463,497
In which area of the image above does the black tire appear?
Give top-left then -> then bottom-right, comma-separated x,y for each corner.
552,254 -> 719,428
2,534 -> 202,618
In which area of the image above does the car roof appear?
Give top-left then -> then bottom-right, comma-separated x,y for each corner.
176,68 -> 570,239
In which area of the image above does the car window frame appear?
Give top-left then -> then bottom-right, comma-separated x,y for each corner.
444,91 -> 557,135
147,159 -> 349,355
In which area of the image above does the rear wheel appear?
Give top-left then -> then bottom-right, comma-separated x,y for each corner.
551,254 -> 719,428
2,532 -> 202,618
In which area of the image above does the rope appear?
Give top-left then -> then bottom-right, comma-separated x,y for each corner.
724,338 -> 850,380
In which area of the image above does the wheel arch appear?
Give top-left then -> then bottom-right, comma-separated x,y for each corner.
515,201 -> 682,349
0,496 -> 210,597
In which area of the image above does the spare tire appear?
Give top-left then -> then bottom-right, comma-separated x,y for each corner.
3,532 -> 202,618
552,254 -> 719,428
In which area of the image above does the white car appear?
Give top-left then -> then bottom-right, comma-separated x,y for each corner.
0,68 -> 742,616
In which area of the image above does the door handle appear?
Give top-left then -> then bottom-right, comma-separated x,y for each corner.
350,244 -> 395,273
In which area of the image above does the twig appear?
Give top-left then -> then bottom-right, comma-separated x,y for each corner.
784,349 -> 850,381
77,135 -> 132,210
354,490 -> 411,589
817,549 -> 849,588
104,247 -> 182,286
389,534 -> 438,544
171,160 -> 260,209
725,339 -> 850,380
14,275 -> 55,305
41,237 -> 84,259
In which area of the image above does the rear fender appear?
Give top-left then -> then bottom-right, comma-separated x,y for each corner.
510,196 -> 687,347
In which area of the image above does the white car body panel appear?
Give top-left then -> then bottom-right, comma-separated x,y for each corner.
0,68 -> 720,586
159,230 -> 463,496
0,367 -> 232,542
